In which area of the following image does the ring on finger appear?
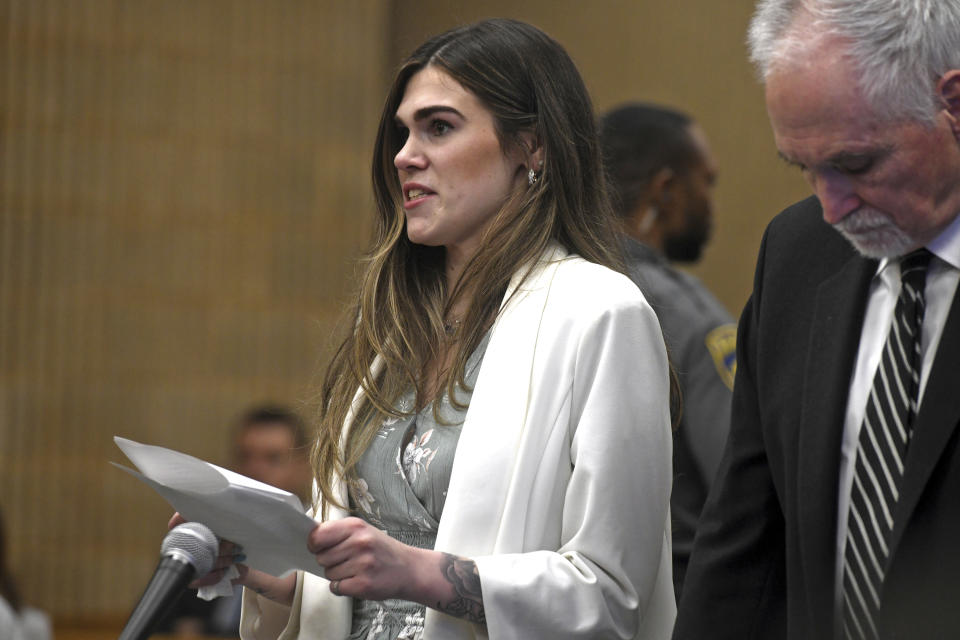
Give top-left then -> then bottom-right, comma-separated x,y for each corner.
331,579 -> 341,596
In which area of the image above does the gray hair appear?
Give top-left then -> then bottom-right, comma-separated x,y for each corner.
748,0 -> 960,123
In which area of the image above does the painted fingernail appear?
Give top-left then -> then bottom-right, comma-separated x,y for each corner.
235,553 -> 247,562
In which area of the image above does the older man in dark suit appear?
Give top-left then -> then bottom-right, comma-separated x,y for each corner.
674,1 -> 960,639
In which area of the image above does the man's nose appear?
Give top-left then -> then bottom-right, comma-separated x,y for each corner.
810,169 -> 861,224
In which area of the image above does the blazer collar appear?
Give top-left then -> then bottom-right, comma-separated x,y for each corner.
889,281 -> 960,558
435,242 -> 570,556
797,252 -> 876,628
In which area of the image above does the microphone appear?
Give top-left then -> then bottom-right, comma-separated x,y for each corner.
119,522 -> 219,640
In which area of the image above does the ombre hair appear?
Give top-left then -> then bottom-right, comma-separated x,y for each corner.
311,19 -> 625,512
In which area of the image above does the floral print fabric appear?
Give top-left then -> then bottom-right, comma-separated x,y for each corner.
347,334 -> 489,640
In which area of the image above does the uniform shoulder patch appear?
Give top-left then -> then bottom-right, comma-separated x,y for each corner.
705,323 -> 737,390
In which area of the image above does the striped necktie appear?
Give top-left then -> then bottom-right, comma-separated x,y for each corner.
842,248 -> 932,640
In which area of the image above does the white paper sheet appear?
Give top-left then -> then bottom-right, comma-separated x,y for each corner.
113,436 -> 322,579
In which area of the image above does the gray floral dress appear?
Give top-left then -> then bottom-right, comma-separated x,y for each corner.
346,335 -> 488,640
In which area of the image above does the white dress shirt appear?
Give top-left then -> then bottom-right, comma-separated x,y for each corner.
834,213 -> 960,619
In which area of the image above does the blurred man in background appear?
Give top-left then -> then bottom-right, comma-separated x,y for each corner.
230,405 -> 312,506
159,405 -> 312,637
600,103 -> 735,598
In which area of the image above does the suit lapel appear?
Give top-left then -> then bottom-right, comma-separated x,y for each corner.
797,253 -> 876,630
433,246 -> 566,557
888,281 -> 960,559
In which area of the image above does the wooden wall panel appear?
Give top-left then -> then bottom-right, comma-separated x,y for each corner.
0,0 -> 388,621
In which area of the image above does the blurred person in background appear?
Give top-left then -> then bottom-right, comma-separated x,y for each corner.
600,103 -> 735,599
0,507 -> 52,640
159,405 -> 311,637
229,406 -> 312,505
182,17 -> 677,640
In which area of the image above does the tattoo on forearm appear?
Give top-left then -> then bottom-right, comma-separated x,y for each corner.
437,553 -> 486,624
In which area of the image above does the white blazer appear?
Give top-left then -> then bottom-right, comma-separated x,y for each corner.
241,246 -> 675,639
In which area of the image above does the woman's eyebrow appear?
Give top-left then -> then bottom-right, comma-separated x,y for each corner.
395,105 -> 465,126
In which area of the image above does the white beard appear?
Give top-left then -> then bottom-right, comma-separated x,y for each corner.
832,208 -> 916,259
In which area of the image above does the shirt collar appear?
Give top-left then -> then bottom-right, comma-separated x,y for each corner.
926,210 -> 960,271
874,211 -> 960,280
620,234 -> 666,266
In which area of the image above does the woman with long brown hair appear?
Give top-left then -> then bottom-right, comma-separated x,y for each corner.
198,18 -> 675,639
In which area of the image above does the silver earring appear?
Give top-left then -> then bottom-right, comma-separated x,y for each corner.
528,168 -> 538,186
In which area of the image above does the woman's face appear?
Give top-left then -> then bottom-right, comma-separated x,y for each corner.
393,66 -> 528,263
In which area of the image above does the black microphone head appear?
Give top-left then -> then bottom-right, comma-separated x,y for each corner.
160,522 -> 218,577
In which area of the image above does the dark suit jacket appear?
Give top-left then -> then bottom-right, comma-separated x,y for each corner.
673,197 -> 960,640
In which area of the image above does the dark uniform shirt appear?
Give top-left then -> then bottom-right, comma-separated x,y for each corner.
622,236 -> 736,599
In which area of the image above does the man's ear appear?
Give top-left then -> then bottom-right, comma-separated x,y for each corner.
937,70 -> 960,139
649,167 -> 676,209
